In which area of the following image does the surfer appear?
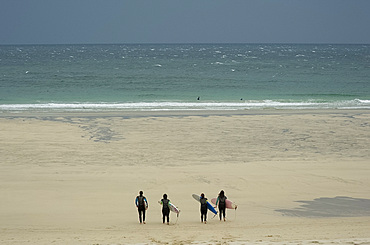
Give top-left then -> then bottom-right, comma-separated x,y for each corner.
135,191 -> 148,224
200,193 -> 208,224
160,194 -> 171,225
215,190 -> 227,221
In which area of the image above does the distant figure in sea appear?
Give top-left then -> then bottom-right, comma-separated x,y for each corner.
197,96 -> 200,100
135,191 -> 148,224
200,193 -> 208,224
215,190 -> 227,221
160,194 -> 171,225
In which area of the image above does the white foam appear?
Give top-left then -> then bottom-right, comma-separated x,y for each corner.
1,99 -> 369,112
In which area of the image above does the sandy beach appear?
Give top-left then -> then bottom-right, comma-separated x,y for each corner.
0,109 -> 369,245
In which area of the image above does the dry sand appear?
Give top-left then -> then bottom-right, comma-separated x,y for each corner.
0,110 -> 369,244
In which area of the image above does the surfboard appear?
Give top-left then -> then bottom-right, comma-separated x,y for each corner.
169,202 -> 180,214
192,194 -> 217,215
158,201 -> 180,214
211,197 -> 237,209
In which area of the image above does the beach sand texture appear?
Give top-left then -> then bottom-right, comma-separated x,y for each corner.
1,110 -> 369,244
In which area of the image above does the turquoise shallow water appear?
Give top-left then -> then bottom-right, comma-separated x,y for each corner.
0,44 -> 369,111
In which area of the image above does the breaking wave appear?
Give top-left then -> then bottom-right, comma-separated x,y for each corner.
1,99 -> 369,112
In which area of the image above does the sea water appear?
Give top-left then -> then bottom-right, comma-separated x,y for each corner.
1,44 -> 369,112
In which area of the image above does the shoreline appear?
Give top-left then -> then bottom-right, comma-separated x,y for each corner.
1,108 -> 369,118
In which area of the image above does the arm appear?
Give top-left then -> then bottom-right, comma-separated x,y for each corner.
135,197 -> 138,207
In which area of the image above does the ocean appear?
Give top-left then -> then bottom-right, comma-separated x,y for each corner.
1,44 -> 369,112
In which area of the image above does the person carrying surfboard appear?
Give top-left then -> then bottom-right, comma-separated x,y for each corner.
215,190 -> 227,221
160,193 -> 171,225
135,191 -> 148,224
200,193 -> 208,224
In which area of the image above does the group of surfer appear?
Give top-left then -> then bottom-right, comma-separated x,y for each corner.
135,190 -> 231,225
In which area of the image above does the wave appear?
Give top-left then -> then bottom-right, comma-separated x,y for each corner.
1,99 -> 369,112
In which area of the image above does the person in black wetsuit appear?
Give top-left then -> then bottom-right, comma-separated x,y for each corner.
160,194 -> 170,225
135,191 -> 148,224
215,190 -> 227,221
199,193 -> 208,224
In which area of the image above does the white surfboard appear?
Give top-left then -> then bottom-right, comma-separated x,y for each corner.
158,201 -> 180,214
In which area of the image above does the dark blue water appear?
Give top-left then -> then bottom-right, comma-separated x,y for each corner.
1,44 -> 369,111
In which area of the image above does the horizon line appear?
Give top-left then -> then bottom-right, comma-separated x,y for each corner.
1,42 -> 370,46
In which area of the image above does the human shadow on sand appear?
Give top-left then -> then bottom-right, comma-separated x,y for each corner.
276,196 -> 370,217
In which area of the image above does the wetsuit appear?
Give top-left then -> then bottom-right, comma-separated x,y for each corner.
200,197 -> 208,222
216,195 -> 227,220
161,198 -> 170,223
135,195 -> 148,223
